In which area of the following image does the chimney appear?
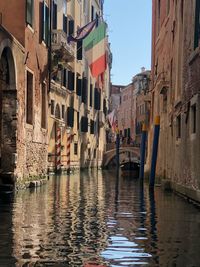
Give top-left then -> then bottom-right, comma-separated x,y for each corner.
141,67 -> 145,73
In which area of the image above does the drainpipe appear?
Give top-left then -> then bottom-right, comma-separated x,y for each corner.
48,0 -> 52,93
139,122 -> 147,182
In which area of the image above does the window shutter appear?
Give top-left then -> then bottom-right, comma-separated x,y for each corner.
63,15 -> 68,34
69,20 -> 74,35
94,88 -> 100,110
62,69 -> 67,87
68,71 -> 74,91
39,2 -> 43,42
81,116 -> 88,132
103,99 -> 107,115
91,5 -> 94,21
45,5 -> 49,44
76,77 -> 82,96
90,120 -> 94,134
52,2 -> 57,29
82,77 -> 88,104
90,84 -> 93,107
67,107 -> 74,127
77,40 -> 83,60
96,13 -> 99,27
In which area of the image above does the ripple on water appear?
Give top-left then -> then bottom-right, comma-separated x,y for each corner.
0,173 -> 200,267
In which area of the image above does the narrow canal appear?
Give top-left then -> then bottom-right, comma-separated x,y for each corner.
0,171 -> 200,267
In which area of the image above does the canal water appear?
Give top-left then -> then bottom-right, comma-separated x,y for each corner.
0,171 -> 200,267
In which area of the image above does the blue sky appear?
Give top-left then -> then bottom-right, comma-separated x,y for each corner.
104,0 -> 152,85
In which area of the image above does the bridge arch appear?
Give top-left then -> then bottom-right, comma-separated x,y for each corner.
103,147 -> 140,167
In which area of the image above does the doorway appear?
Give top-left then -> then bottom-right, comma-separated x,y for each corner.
0,47 -> 17,177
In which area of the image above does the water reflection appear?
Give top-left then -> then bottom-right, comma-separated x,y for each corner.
0,171 -> 200,266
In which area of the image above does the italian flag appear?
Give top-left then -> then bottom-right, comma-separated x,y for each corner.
83,22 -> 107,78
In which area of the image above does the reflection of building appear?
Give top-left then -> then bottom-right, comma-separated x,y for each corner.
0,1 -> 49,185
147,1 -> 200,202
48,0 -> 112,172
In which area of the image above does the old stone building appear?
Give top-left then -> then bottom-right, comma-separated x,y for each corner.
48,0 -> 111,172
0,0 -> 50,186
117,70 -> 151,145
147,0 -> 200,202
109,84 -> 124,112
133,70 -> 151,145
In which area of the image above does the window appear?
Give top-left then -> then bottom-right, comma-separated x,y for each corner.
62,105 -> 65,120
77,40 -> 83,60
157,0 -> 161,36
191,104 -> 196,134
69,19 -> 74,35
55,104 -> 61,119
90,120 -> 95,134
26,71 -> 33,124
62,69 -> 67,87
167,0 -> 170,15
94,148 -> 96,159
41,83 -> 46,128
194,0 -> 200,49
51,100 -> 55,115
77,112 -> 79,130
82,77 -> 88,104
91,5 -> 94,21
163,92 -> 167,113
63,14 -> 67,34
90,84 -> 93,107
52,0 -> 57,29
26,0 -> 34,27
88,148 -> 91,159
68,71 -> 75,91
74,143 -> 78,155
81,116 -> 88,132
176,115 -> 181,139
67,107 -> 74,127
42,1 -> 49,44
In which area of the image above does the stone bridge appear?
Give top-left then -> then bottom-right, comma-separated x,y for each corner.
103,145 -> 140,168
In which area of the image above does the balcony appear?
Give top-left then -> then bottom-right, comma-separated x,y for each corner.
52,30 -> 74,63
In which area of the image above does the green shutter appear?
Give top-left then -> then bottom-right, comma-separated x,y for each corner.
67,107 -> 74,127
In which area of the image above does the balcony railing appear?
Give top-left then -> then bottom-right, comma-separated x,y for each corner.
52,30 -> 74,63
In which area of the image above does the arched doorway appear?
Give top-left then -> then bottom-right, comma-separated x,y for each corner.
0,47 -> 17,178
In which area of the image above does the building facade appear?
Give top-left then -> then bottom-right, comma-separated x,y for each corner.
118,83 -> 133,142
147,0 -> 200,202
117,70 -> 151,145
109,84 -> 124,112
48,0 -> 111,172
0,0 -> 50,185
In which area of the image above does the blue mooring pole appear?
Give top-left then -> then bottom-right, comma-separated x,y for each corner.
149,116 -> 160,188
116,131 -> 120,172
139,123 -> 147,181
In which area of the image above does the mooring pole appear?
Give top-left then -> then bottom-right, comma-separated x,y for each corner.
149,116 -> 160,188
139,122 -> 147,181
116,131 -> 120,172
